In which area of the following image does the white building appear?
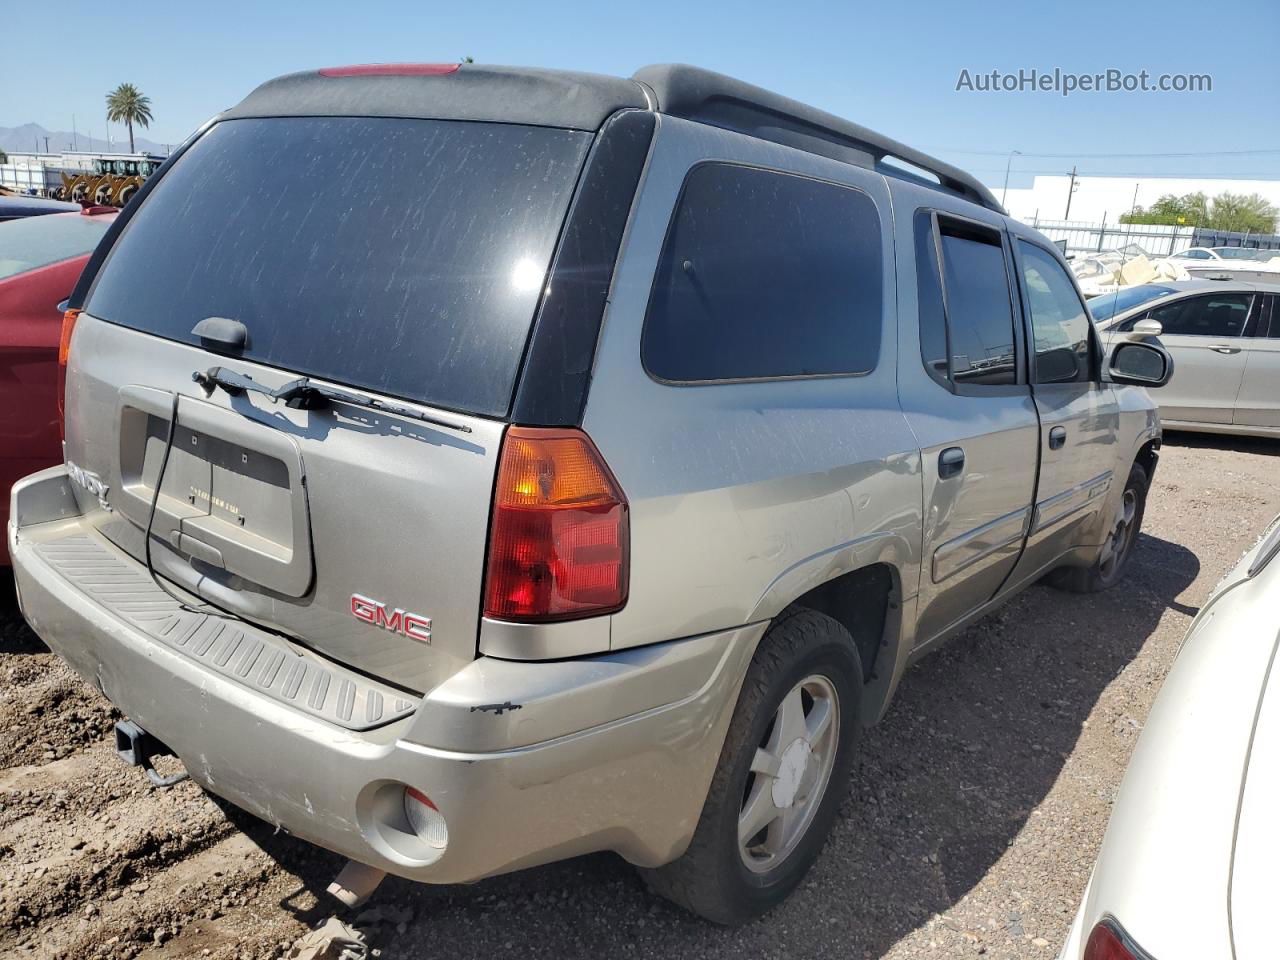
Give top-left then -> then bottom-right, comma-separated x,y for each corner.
1000,175 -> 1280,227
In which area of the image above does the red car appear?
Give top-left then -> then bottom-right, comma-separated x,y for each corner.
0,206 -> 117,562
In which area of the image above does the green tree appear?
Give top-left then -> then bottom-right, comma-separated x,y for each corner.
1121,192 -> 1208,227
105,83 -> 153,154
1208,192 -> 1277,233
0,148 -> 7,164
1122,190 -> 1276,233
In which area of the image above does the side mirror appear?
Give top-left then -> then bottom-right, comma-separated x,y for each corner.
1109,340 -> 1173,387
1130,318 -> 1163,338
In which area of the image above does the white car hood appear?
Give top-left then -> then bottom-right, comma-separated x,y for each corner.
1230,626 -> 1280,960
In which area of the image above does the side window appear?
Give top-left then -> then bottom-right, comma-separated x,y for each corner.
1256,294 -> 1278,338
936,220 -> 1018,386
643,163 -> 883,382
1150,293 -> 1252,337
914,210 -> 950,387
1182,249 -> 1212,259
1017,241 -> 1093,383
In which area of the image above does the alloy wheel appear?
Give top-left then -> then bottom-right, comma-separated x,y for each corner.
738,674 -> 840,874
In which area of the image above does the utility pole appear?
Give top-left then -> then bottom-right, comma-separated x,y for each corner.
72,114 -> 77,152
1064,165 -> 1078,220
43,136 -> 50,153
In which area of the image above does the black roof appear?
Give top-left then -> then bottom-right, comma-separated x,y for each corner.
225,64 -> 649,132
227,62 -> 1002,213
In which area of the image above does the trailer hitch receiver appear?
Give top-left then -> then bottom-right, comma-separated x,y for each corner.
114,720 -> 190,788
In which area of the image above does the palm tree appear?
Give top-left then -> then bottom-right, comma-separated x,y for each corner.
105,83 -> 153,154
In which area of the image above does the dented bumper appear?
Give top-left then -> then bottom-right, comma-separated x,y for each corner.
10,466 -> 760,884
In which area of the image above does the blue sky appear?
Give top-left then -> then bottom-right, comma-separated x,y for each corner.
6,0 -> 1279,188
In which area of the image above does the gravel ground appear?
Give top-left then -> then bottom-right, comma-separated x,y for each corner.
1,432 -> 1276,960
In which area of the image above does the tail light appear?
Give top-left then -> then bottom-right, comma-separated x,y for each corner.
483,426 -> 628,622
57,308 -> 81,436
1085,918 -> 1153,960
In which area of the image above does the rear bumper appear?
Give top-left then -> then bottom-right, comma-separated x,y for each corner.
10,466 -> 761,884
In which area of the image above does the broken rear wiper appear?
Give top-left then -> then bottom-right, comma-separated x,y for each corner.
192,366 -> 472,434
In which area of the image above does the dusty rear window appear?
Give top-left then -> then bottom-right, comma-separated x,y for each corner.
86,116 -> 592,417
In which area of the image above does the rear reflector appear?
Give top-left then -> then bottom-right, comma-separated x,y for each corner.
403,787 -> 448,850
1084,919 -> 1148,960
483,427 -> 628,622
319,63 -> 460,77
57,309 -> 81,432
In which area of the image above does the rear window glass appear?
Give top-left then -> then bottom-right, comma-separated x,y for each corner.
0,214 -> 112,282
86,117 -> 592,417
642,163 -> 882,382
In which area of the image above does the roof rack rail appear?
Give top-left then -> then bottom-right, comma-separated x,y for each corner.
632,64 -> 1005,215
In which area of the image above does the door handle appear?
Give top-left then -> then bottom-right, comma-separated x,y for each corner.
1209,344 -> 1241,354
1048,425 -> 1067,450
938,447 -> 965,479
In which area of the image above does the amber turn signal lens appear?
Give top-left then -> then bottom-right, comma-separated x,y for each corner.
483,427 -> 629,622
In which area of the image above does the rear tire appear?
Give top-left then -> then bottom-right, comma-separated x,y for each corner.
641,608 -> 862,925
1048,461 -> 1148,593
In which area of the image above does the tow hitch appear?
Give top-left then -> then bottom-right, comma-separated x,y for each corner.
114,720 -> 190,788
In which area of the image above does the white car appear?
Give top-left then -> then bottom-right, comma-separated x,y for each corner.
1058,514 -> 1280,960
1092,279 -> 1280,436
1168,247 -> 1280,284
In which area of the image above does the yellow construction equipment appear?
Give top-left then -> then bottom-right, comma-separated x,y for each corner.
51,157 -> 161,208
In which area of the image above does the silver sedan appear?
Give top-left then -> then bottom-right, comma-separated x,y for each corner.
1058,514 -> 1280,959
1091,279 -> 1280,437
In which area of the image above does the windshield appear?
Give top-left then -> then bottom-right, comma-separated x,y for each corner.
1213,247 -> 1277,260
1087,283 -> 1179,324
86,116 -> 592,418
0,213 -> 113,282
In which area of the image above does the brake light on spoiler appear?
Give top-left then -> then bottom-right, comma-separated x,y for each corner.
483,427 -> 629,623
318,63 -> 461,77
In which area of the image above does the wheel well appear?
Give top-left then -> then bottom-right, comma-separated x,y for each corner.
1136,438 -> 1160,482
786,564 -> 895,684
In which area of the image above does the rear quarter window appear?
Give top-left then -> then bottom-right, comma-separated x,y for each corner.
0,214 -> 112,282
642,163 -> 883,383
85,116 -> 592,418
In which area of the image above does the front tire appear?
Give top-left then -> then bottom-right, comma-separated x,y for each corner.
1049,461 -> 1149,593
642,608 -> 863,924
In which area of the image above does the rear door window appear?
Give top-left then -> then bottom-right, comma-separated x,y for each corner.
86,116 -> 592,417
0,214 -> 113,282
642,163 -> 883,382
921,217 -> 1018,387
1148,293 -> 1253,337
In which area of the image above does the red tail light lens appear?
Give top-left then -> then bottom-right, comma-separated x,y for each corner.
483,427 -> 628,622
57,308 -> 81,434
1085,919 -> 1149,960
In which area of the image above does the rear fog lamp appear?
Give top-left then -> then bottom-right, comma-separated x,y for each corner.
404,787 -> 448,850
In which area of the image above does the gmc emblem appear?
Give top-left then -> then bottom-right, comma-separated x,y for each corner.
350,593 -> 432,644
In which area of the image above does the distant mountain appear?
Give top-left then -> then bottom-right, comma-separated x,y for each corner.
0,123 -> 173,157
